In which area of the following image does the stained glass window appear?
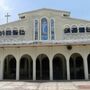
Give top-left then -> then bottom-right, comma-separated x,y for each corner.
41,18 -> 48,40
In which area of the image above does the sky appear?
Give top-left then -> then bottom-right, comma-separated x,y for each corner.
0,0 -> 90,24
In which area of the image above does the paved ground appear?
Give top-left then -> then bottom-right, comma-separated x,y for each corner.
0,81 -> 90,90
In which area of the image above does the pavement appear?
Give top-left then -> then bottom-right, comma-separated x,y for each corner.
0,80 -> 90,90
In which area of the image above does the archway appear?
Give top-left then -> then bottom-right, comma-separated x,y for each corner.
69,53 -> 84,80
3,55 -> 16,79
20,55 -> 33,80
53,54 -> 67,80
36,54 -> 50,80
87,54 -> 90,79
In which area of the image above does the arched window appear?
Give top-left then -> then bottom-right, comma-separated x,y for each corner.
6,28 -> 11,36
79,26 -> 85,33
19,27 -> 25,35
35,20 -> 38,40
64,25 -> 70,33
13,27 -> 18,35
71,25 -> 78,33
86,27 -> 90,32
41,18 -> 48,40
51,19 -> 55,40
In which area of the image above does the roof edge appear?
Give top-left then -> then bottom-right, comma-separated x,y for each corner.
19,8 -> 70,15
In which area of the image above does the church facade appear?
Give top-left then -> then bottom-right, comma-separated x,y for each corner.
0,8 -> 90,80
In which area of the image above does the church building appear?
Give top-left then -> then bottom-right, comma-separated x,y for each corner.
0,8 -> 90,80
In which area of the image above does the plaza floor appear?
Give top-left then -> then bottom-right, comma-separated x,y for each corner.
0,80 -> 90,90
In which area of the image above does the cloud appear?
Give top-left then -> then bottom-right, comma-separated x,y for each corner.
0,0 -> 11,11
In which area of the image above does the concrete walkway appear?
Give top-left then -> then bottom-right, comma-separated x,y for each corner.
0,81 -> 90,90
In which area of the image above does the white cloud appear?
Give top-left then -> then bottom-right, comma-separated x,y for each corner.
0,0 -> 11,11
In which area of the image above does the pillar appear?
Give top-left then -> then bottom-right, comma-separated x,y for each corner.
83,55 -> 88,80
33,59 -> 36,80
0,60 -> 3,80
66,56 -> 70,80
16,59 -> 20,80
50,57 -> 53,80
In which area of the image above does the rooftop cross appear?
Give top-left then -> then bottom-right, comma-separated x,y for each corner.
5,13 -> 11,23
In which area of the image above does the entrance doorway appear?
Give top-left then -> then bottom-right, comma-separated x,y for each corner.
87,54 -> 90,79
53,54 -> 67,80
36,54 -> 50,80
69,53 -> 84,80
3,55 -> 16,79
20,55 -> 33,80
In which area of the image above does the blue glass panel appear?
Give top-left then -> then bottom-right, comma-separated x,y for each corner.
41,18 -> 48,40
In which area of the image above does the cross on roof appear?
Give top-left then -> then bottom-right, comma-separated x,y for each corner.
5,13 -> 11,23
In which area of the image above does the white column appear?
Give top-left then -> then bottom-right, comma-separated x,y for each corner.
66,57 -> 70,80
16,60 -> 20,80
0,60 -> 3,80
33,59 -> 36,80
50,58 -> 53,80
83,55 -> 88,80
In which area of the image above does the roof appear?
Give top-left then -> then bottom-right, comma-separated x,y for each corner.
19,8 -> 70,15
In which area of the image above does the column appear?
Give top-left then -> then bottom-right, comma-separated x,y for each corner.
83,55 -> 88,80
50,58 -> 53,80
16,59 -> 20,80
0,60 -> 3,80
33,59 -> 36,80
66,57 -> 70,80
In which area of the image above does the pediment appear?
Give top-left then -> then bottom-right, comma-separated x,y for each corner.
19,8 -> 70,16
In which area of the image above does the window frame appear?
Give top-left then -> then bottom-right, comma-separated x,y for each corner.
41,17 -> 48,40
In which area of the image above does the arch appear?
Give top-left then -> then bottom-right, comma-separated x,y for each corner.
86,24 -> 90,32
53,54 -> 67,80
13,27 -> 18,35
34,19 -> 38,40
19,27 -> 25,35
64,25 -> 70,33
20,54 -> 33,80
41,18 -> 48,40
79,25 -> 85,33
86,27 -> 90,32
50,18 -> 55,40
3,55 -> 16,79
71,25 -> 78,33
36,54 -> 50,80
69,53 -> 85,80
87,54 -> 90,79
6,28 -> 12,35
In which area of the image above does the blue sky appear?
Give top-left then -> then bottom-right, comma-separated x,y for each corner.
0,0 -> 90,24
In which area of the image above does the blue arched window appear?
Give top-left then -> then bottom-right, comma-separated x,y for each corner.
51,19 -> 55,40
41,18 -> 48,40
35,20 -> 38,40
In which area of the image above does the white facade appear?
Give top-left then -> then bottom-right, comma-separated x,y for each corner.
0,8 -> 90,80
